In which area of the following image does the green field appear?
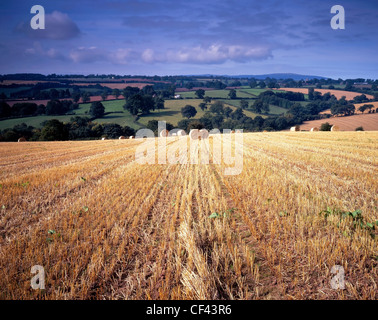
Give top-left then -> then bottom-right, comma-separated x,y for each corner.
140,99 -> 266,126
1,87 -> 300,131
177,89 -> 257,99
138,99 -> 206,126
224,99 -> 286,115
236,88 -> 268,96
81,100 -> 138,128
0,100 -> 139,131
0,114 -> 79,130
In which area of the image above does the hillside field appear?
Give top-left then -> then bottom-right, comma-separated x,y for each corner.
299,113 -> 378,131
0,94 -> 278,131
0,131 -> 377,300
275,88 -> 374,100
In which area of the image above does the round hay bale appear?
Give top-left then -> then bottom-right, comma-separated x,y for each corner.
331,125 -> 340,132
18,137 -> 27,142
290,125 -> 300,131
160,129 -> 169,138
199,129 -> 209,139
129,136 -> 134,139
263,130 -> 268,133
189,129 -> 199,140
119,136 -> 126,140
310,127 -> 319,132
177,130 -> 186,136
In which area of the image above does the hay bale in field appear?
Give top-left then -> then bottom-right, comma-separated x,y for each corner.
199,129 -> 209,139
159,129 -> 169,138
18,137 -> 26,142
129,136 -> 134,139
331,125 -> 340,132
119,136 -> 126,139
290,125 -> 300,132
263,130 -> 268,132
310,127 -> 319,132
101,137 -> 107,140
177,129 -> 186,136
189,129 -> 199,140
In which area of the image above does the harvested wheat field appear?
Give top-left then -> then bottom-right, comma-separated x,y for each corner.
320,101 -> 378,115
275,88 -> 374,100
0,133 -> 377,300
299,113 -> 378,131
354,101 -> 378,112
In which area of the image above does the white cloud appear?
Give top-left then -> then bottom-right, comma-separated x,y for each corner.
25,42 -> 66,60
144,44 -> 272,64
141,49 -> 155,63
70,47 -> 135,64
17,11 -> 80,40
68,43 -> 272,66
69,47 -> 107,63
110,48 -> 134,64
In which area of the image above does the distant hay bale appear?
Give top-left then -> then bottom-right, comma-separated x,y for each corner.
189,129 -> 199,140
310,127 -> 319,132
331,125 -> 340,132
199,129 -> 209,139
18,137 -> 26,142
290,125 -> 300,132
263,130 -> 268,132
160,129 -> 169,138
101,137 -> 107,140
119,136 -> 126,139
177,130 -> 186,136
129,136 -> 134,139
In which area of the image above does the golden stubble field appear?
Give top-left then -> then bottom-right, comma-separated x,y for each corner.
0,132 -> 377,300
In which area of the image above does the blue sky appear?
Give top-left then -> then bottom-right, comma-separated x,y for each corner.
0,0 -> 377,78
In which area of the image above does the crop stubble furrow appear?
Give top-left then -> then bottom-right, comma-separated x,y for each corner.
0,132 -> 376,300
0,146 -> 141,240
0,140 -> 142,179
220,133 -> 377,299
0,149 -> 167,299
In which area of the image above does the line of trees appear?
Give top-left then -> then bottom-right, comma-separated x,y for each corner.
0,100 -> 79,119
0,117 -> 136,142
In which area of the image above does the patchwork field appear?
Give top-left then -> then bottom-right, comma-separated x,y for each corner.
320,101 -> 378,115
275,88 -> 374,100
139,99 -> 262,126
354,101 -> 378,112
299,113 -> 378,131
176,88 -> 264,99
0,132 -> 376,300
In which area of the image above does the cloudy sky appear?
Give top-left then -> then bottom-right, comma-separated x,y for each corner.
0,0 -> 377,78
